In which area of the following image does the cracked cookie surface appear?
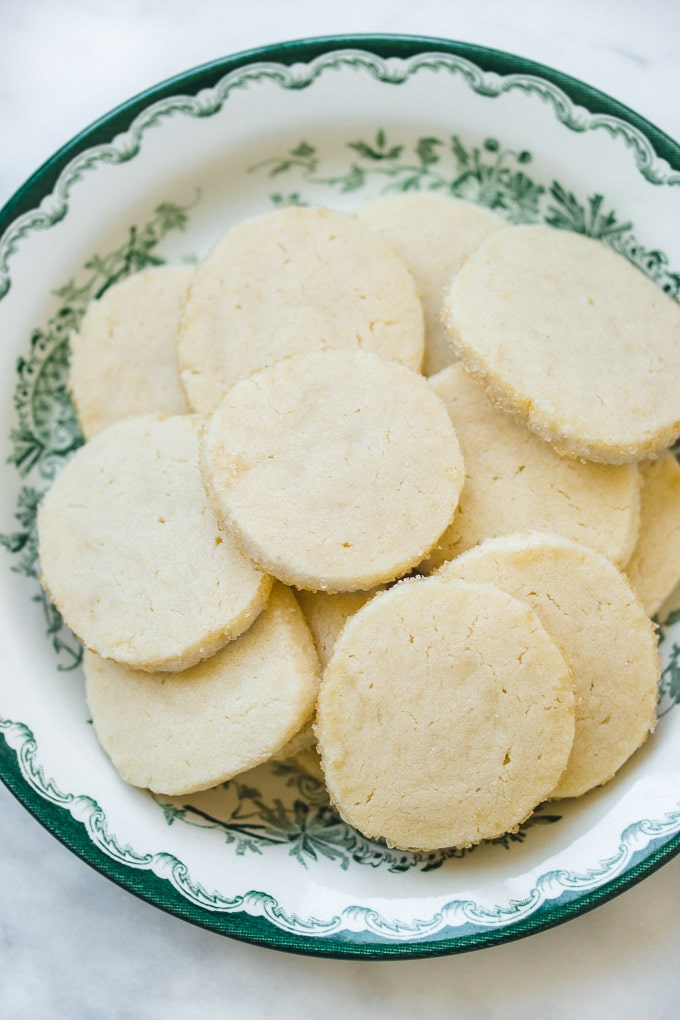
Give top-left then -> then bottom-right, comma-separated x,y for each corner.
69,266 -> 192,439
200,348 -> 465,592
85,583 -> 319,795
176,205 -> 425,412
38,414 -> 272,671
315,576 -> 575,851
357,193 -> 505,376
444,225 -> 680,463
423,363 -> 640,570
440,532 -> 659,798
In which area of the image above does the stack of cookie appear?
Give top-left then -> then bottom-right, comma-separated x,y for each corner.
37,198 -> 680,852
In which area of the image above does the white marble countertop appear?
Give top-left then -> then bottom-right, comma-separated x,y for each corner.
2,2 -> 679,1017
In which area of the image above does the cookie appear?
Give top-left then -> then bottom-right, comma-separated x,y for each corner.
286,586 -> 383,781
176,205 -> 425,413
316,576 -> 575,851
357,193 -> 505,376
444,225 -> 680,463
38,414 -> 272,672
69,266 -> 192,439
439,532 -> 659,798
422,363 -> 640,570
85,583 -> 320,795
294,587 -> 383,668
625,453 -> 680,617
200,348 -> 465,592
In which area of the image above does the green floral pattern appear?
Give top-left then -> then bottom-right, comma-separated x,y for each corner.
156,764 -> 563,874
253,133 -> 544,221
1,128 -> 679,874
3,709 -> 680,942
253,131 -> 680,300
0,43 -> 678,953
658,609 -> 680,717
0,200 -> 194,670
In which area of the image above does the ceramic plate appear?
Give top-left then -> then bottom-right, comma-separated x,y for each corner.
2,35 -> 680,960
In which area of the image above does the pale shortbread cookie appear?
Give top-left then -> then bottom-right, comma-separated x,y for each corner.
200,349 -> 465,592
357,193 -> 505,376
625,453 -> 680,617
444,225 -> 680,463
422,363 -> 640,570
85,583 -> 320,795
69,266 -> 192,439
177,205 -> 425,413
294,587 -> 383,668
38,414 -> 272,672
316,577 -> 575,851
439,533 -> 659,798
284,587 -> 384,780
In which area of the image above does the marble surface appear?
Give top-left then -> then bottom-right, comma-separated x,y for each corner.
1,1 -> 680,1017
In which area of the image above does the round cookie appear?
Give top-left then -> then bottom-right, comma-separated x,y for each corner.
287,586 -> 383,782
439,532 -> 659,798
422,363 -> 640,570
176,205 -> 425,413
69,266 -> 192,439
38,414 -> 272,672
85,583 -> 320,795
200,348 -> 465,592
316,577 -> 575,851
294,587 -> 383,668
357,193 -> 505,376
625,453 -> 680,617
444,225 -> 680,463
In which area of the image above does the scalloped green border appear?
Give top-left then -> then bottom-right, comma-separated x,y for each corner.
2,33 -> 680,960
2,34 -> 678,237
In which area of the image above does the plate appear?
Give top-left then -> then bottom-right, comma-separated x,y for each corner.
1,34 -> 680,960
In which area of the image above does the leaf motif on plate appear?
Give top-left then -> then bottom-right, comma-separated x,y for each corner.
250,131 -> 546,221
658,610 -> 680,717
249,131 -> 680,300
2,126 -> 680,880
0,199 -> 195,667
154,764 -> 563,873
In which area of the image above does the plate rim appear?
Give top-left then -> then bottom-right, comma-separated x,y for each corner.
2,32 -> 679,237
1,31 -> 680,960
